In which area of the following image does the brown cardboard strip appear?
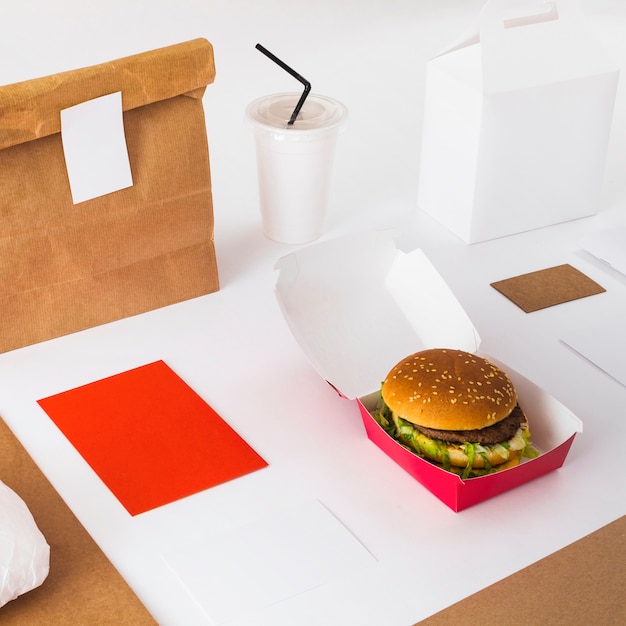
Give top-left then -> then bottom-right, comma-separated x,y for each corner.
417,515 -> 626,625
490,264 -> 605,312
0,418 -> 156,624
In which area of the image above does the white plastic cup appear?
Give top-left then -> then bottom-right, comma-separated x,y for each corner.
246,93 -> 348,244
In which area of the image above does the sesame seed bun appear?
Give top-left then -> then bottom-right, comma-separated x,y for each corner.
381,348 -> 517,431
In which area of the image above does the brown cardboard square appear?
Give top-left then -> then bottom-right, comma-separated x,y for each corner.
0,39 -> 219,354
0,418 -> 156,624
490,264 -> 605,312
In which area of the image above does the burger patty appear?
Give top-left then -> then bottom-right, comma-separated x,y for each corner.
414,404 -> 524,445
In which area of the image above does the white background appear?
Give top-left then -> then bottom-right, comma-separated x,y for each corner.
1,2 -> 626,625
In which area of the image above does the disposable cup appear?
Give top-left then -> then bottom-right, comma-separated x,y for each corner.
246,93 -> 347,244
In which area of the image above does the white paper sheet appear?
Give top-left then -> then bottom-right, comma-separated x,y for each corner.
580,226 -> 626,277
561,316 -> 626,386
60,91 -> 133,204
162,500 -> 377,625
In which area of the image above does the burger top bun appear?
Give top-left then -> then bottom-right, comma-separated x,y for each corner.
381,348 -> 517,431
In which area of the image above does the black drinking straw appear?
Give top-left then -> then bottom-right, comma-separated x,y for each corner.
255,43 -> 311,125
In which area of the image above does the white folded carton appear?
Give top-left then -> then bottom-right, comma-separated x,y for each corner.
417,0 -> 619,244
275,231 -> 582,511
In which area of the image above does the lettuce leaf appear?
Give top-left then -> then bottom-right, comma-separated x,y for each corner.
372,392 -> 540,478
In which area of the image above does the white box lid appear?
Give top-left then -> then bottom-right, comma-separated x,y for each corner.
433,0 -> 619,94
275,231 -> 480,400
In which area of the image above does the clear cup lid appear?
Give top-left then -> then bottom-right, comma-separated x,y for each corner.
246,93 -> 348,132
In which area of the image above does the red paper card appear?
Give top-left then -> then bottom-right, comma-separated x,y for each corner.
38,361 -> 268,515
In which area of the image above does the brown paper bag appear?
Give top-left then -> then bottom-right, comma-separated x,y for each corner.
0,38 -> 219,353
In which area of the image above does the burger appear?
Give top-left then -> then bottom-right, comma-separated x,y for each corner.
374,348 -> 538,479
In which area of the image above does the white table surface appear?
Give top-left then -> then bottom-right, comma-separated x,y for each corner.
2,1 -> 626,624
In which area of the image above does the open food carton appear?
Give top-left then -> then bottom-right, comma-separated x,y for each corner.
275,232 -> 582,511
417,0 -> 619,244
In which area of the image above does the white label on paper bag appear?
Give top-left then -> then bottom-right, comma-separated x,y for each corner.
60,91 -> 133,204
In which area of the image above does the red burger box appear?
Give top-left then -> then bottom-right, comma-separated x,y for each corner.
275,231 -> 582,512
